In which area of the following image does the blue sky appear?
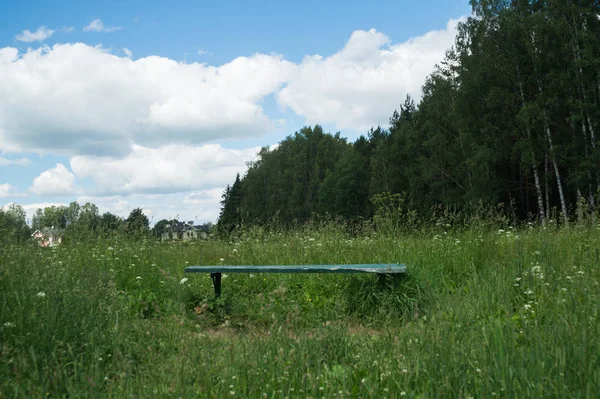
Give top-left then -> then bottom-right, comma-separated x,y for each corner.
0,0 -> 471,224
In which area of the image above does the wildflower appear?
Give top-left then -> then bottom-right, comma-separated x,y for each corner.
577,270 -> 584,275
524,304 -> 532,310
180,278 -> 188,285
136,276 -> 142,280
36,291 -> 46,298
220,258 -> 225,262
3,322 -> 15,328
230,391 -> 235,396
524,289 -> 534,295
400,392 -> 406,396
107,246 -> 114,251
402,369 -> 408,374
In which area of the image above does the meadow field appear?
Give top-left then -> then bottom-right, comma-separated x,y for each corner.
1,222 -> 599,398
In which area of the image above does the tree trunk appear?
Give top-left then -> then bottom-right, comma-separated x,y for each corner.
517,69 -> 546,225
572,43 -> 599,198
545,149 -> 550,215
544,118 -> 569,225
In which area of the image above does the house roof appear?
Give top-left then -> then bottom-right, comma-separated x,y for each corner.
31,227 -> 64,237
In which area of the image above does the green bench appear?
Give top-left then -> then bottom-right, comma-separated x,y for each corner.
184,263 -> 407,298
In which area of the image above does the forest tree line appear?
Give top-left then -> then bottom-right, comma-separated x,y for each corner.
0,202 -> 153,244
0,201 -> 216,243
218,0 -> 600,232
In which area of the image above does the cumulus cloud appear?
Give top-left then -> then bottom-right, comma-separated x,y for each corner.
122,47 -> 132,58
83,19 -> 122,33
0,184 -> 16,198
70,143 -> 260,196
276,18 -> 464,131
0,18 -> 464,156
0,43 -> 296,155
77,189 -> 223,223
15,26 -> 54,42
29,163 -> 78,196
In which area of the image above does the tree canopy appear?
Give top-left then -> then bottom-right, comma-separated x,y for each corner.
218,1 -> 600,230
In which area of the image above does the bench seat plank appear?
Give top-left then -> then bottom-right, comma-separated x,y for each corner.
185,263 -> 406,274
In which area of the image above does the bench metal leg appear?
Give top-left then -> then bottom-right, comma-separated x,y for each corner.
210,272 -> 222,298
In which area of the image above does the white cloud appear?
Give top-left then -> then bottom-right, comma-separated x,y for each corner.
123,47 -> 132,58
70,143 -> 260,196
59,26 -> 75,33
29,163 -> 78,196
0,184 -> 15,198
83,19 -> 122,33
15,26 -> 55,42
0,155 -> 30,166
0,43 -> 296,156
276,18 -> 464,132
0,18 -> 464,156
77,189 -> 224,224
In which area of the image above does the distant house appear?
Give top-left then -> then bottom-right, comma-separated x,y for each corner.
161,221 -> 209,241
31,227 -> 64,247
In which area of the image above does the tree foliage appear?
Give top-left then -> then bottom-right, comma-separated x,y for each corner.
219,1 -> 600,230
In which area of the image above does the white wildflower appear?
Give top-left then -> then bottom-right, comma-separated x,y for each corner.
524,304 -> 532,310
180,278 -> 189,285
136,276 -> 142,280
36,291 -> 46,298
3,322 -> 15,328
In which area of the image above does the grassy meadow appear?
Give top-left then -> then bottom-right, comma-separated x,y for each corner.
1,222 -> 599,398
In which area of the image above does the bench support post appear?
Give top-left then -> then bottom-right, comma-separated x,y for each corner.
210,272 -> 222,298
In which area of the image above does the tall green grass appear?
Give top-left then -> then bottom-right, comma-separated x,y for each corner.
1,223 -> 599,397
